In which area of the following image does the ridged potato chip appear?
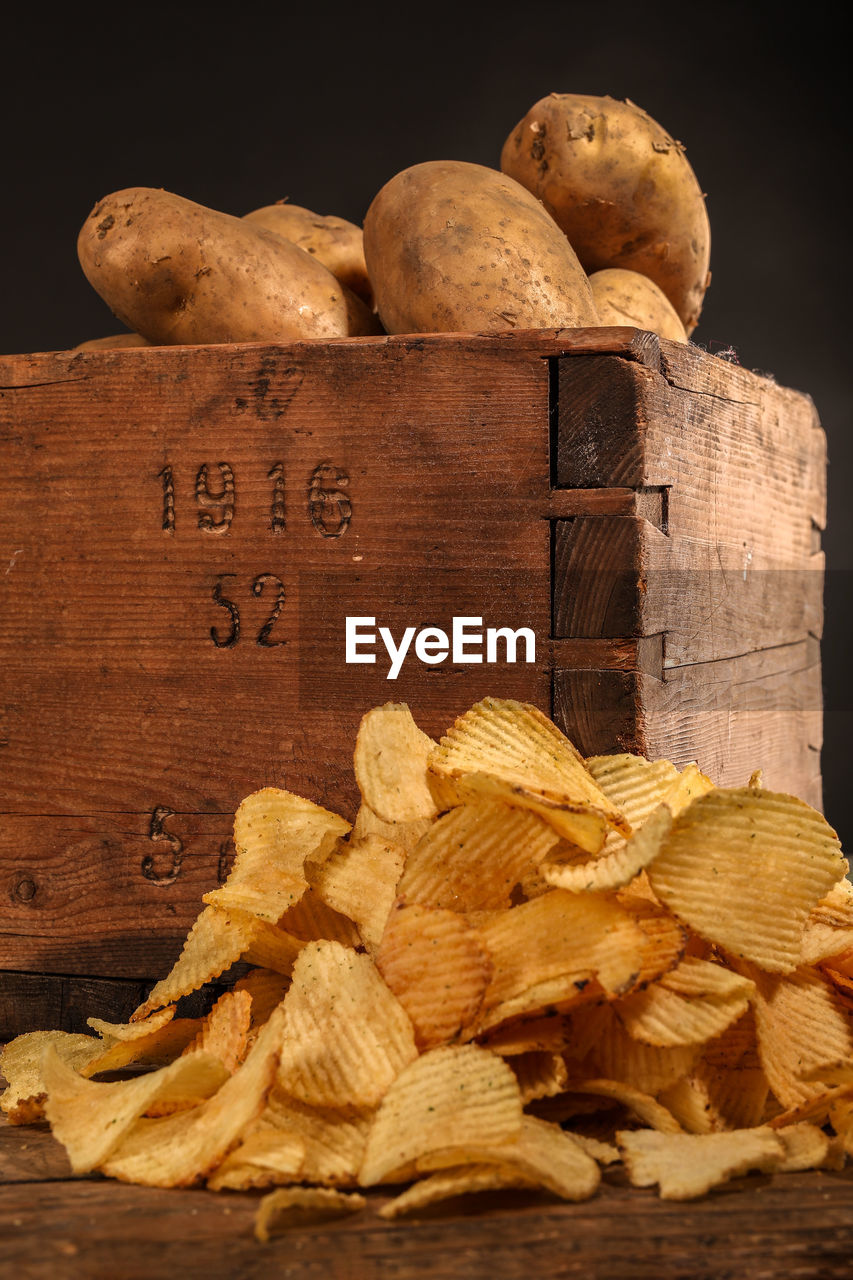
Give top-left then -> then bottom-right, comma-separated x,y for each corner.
427,698 -> 628,851
354,702 -> 438,823
277,941 -> 417,1109
310,833 -> 405,949
203,787 -> 350,921
1,1032 -> 104,1124
255,1187 -> 366,1241
618,1126 -> 785,1199
359,1044 -> 522,1186
616,957 -> 755,1048
376,904 -> 492,1048
647,788 -> 845,972
265,1086 -> 373,1186
206,1126 -> 305,1191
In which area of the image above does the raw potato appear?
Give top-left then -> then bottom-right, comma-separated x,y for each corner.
590,270 -> 687,343
77,188 -> 378,346
73,333 -> 151,351
501,94 -> 711,333
363,160 -> 600,335
243,202 -> 374,307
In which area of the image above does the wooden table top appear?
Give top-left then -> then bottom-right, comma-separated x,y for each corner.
3,1116 -> 853,1279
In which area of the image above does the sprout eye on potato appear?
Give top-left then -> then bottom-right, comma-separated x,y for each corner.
500,93 -> 710,334
363,159 -> 600,336
77,188 -> 378,346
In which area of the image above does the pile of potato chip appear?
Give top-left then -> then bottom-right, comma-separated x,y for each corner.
3,697 -> 853,1239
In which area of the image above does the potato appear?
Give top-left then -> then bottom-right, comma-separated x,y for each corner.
589,269 -> 687,343
77,188 -> 378,345
73,333 -> 150,351
500,94 -> 711,333
243,202 -> 373,307
363,160 -> 599,335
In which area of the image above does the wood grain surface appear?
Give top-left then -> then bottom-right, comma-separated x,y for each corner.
0,329 -> 827,1030
2,1116 -> 852,1279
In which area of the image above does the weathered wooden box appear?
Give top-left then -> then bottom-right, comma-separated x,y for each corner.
0,328 -> 825,1037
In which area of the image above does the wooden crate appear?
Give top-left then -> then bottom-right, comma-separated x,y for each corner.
0,328 -> 825,1037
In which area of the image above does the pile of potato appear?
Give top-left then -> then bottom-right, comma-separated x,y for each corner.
75,94 -> 710,352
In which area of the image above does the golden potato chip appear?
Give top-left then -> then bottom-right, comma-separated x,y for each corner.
745,962 -> 853,1108
617,895 -> 687,989
1,1032 -> 104,1124
277,941 -> 417,1110
508,1051 -> 568,1104
669,1063 -> 770,1133
132,905 -> 303,1020
81,1021 -> 202,1078
427,698 -> 628,851
255,1187 -> 367,1241
413,1115 -> 600,1201
179,989 -> 253,1075
376,904 -> 492,1049
567,1005 -> 699,1097
647,788 -> 846,973
42,1048 -> 230,1171
100,1003 -> 287,1187
353,702 -> 438,823
541,804 -> 673,894
568,1079 -> 683,1133
276,886 -> 361,949
359,1044 -> 522,1186
87,1006 -> 176,1041
203,788 -> 350,921
618,1126 -> 784,1198
378,1164 -> 540,1218
232,969 -> 292,1026
483,1015 -> 572,1058
773,1121 -> 831,1171
616,957 -> 755,1048
265,1086 -> 373,1185
473,891 -> 646,1033
398,799 -> 560,913
568,1133 -> 621,1165
310,834 -> 405,950
206,1125 -> 305,1191
801,878 -> 853,965
655,1074 -> 717,1134
350,803 -> 433,857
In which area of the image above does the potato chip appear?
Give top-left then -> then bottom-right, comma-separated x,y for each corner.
483,1015 -> 572,1058
42,1047 -> 230,1171
275,886 -> 361,948
567,1005 -> 699,1097
647,788 -> 846,973
179,989 -> 253,1076
87,1006 -> 176,1041
618,1126 -> 784,1199
203,788 -> 350,921
99,1004 -> 287,1186
378,1164 -> 540,1218
745,962 -> 853,1108
232,969 -> 292,1026
616,957 -> 754,1048
310,834 -> 405,949
473,891 -> 646,1033
132,905 -> 303,1020
376,904 -> 492,1049
350,803 -> 433,857
663,1064 -> 770,1133
265,1086 -> 373,1185
508,1051 -> 568,1104
359,1044 -> 522,1186
568,1133 -> 621,1165
801,878 -> 853,965
398,799 -> 560,912
568,1079 -> 683,1133
1,1032 -> 104,1124
277,940 -> 417,1110
541,804 -> 673,894
255,1188 -> 367,1241
353,702 -> 438,823
617,895 -> 687,989
81,1021 -> 202,1078
773,1122 -> 831,1171
413,1114 -> 600,1200
206,1125 -> 305,1191
427,698 -> 628,851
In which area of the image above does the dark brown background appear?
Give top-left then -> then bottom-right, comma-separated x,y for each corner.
1,2 -> 850,839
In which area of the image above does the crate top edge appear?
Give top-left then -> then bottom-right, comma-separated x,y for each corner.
0,326 -> 819,418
